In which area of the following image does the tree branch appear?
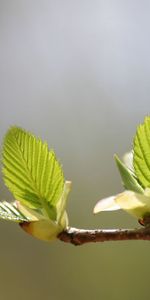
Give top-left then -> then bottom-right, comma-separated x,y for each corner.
58,226 -> 150,246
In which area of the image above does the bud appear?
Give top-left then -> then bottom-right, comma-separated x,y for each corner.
17,181 -> 71,241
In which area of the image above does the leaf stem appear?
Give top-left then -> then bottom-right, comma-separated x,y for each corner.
58,226 -> 150,246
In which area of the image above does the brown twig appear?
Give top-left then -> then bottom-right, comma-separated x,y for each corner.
58,226 -> 150,246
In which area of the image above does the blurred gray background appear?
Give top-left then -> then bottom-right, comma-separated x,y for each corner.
0,1 -> 150,299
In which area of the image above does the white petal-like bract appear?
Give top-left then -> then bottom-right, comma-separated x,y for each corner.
93,196 -> 121,214
122,151 -> 134,173
115,191 -> 150,218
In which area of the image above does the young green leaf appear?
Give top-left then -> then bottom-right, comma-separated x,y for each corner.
2,127 -> 64,218
133,116 -> 150,188
114,154 -> 144,193
0,201 -> 29,222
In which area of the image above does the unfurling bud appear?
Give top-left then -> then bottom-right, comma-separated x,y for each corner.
17,181 -> 71,241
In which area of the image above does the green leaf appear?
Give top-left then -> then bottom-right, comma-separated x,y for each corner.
2,127 -> 64,218
0,201 -> 29,222
114,154 -> 144,193
133,116 -> 150,188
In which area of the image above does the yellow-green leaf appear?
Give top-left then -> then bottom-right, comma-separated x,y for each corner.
133,117 -> 150,188
2,127 -> 64,219
0,201 -> 29,222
